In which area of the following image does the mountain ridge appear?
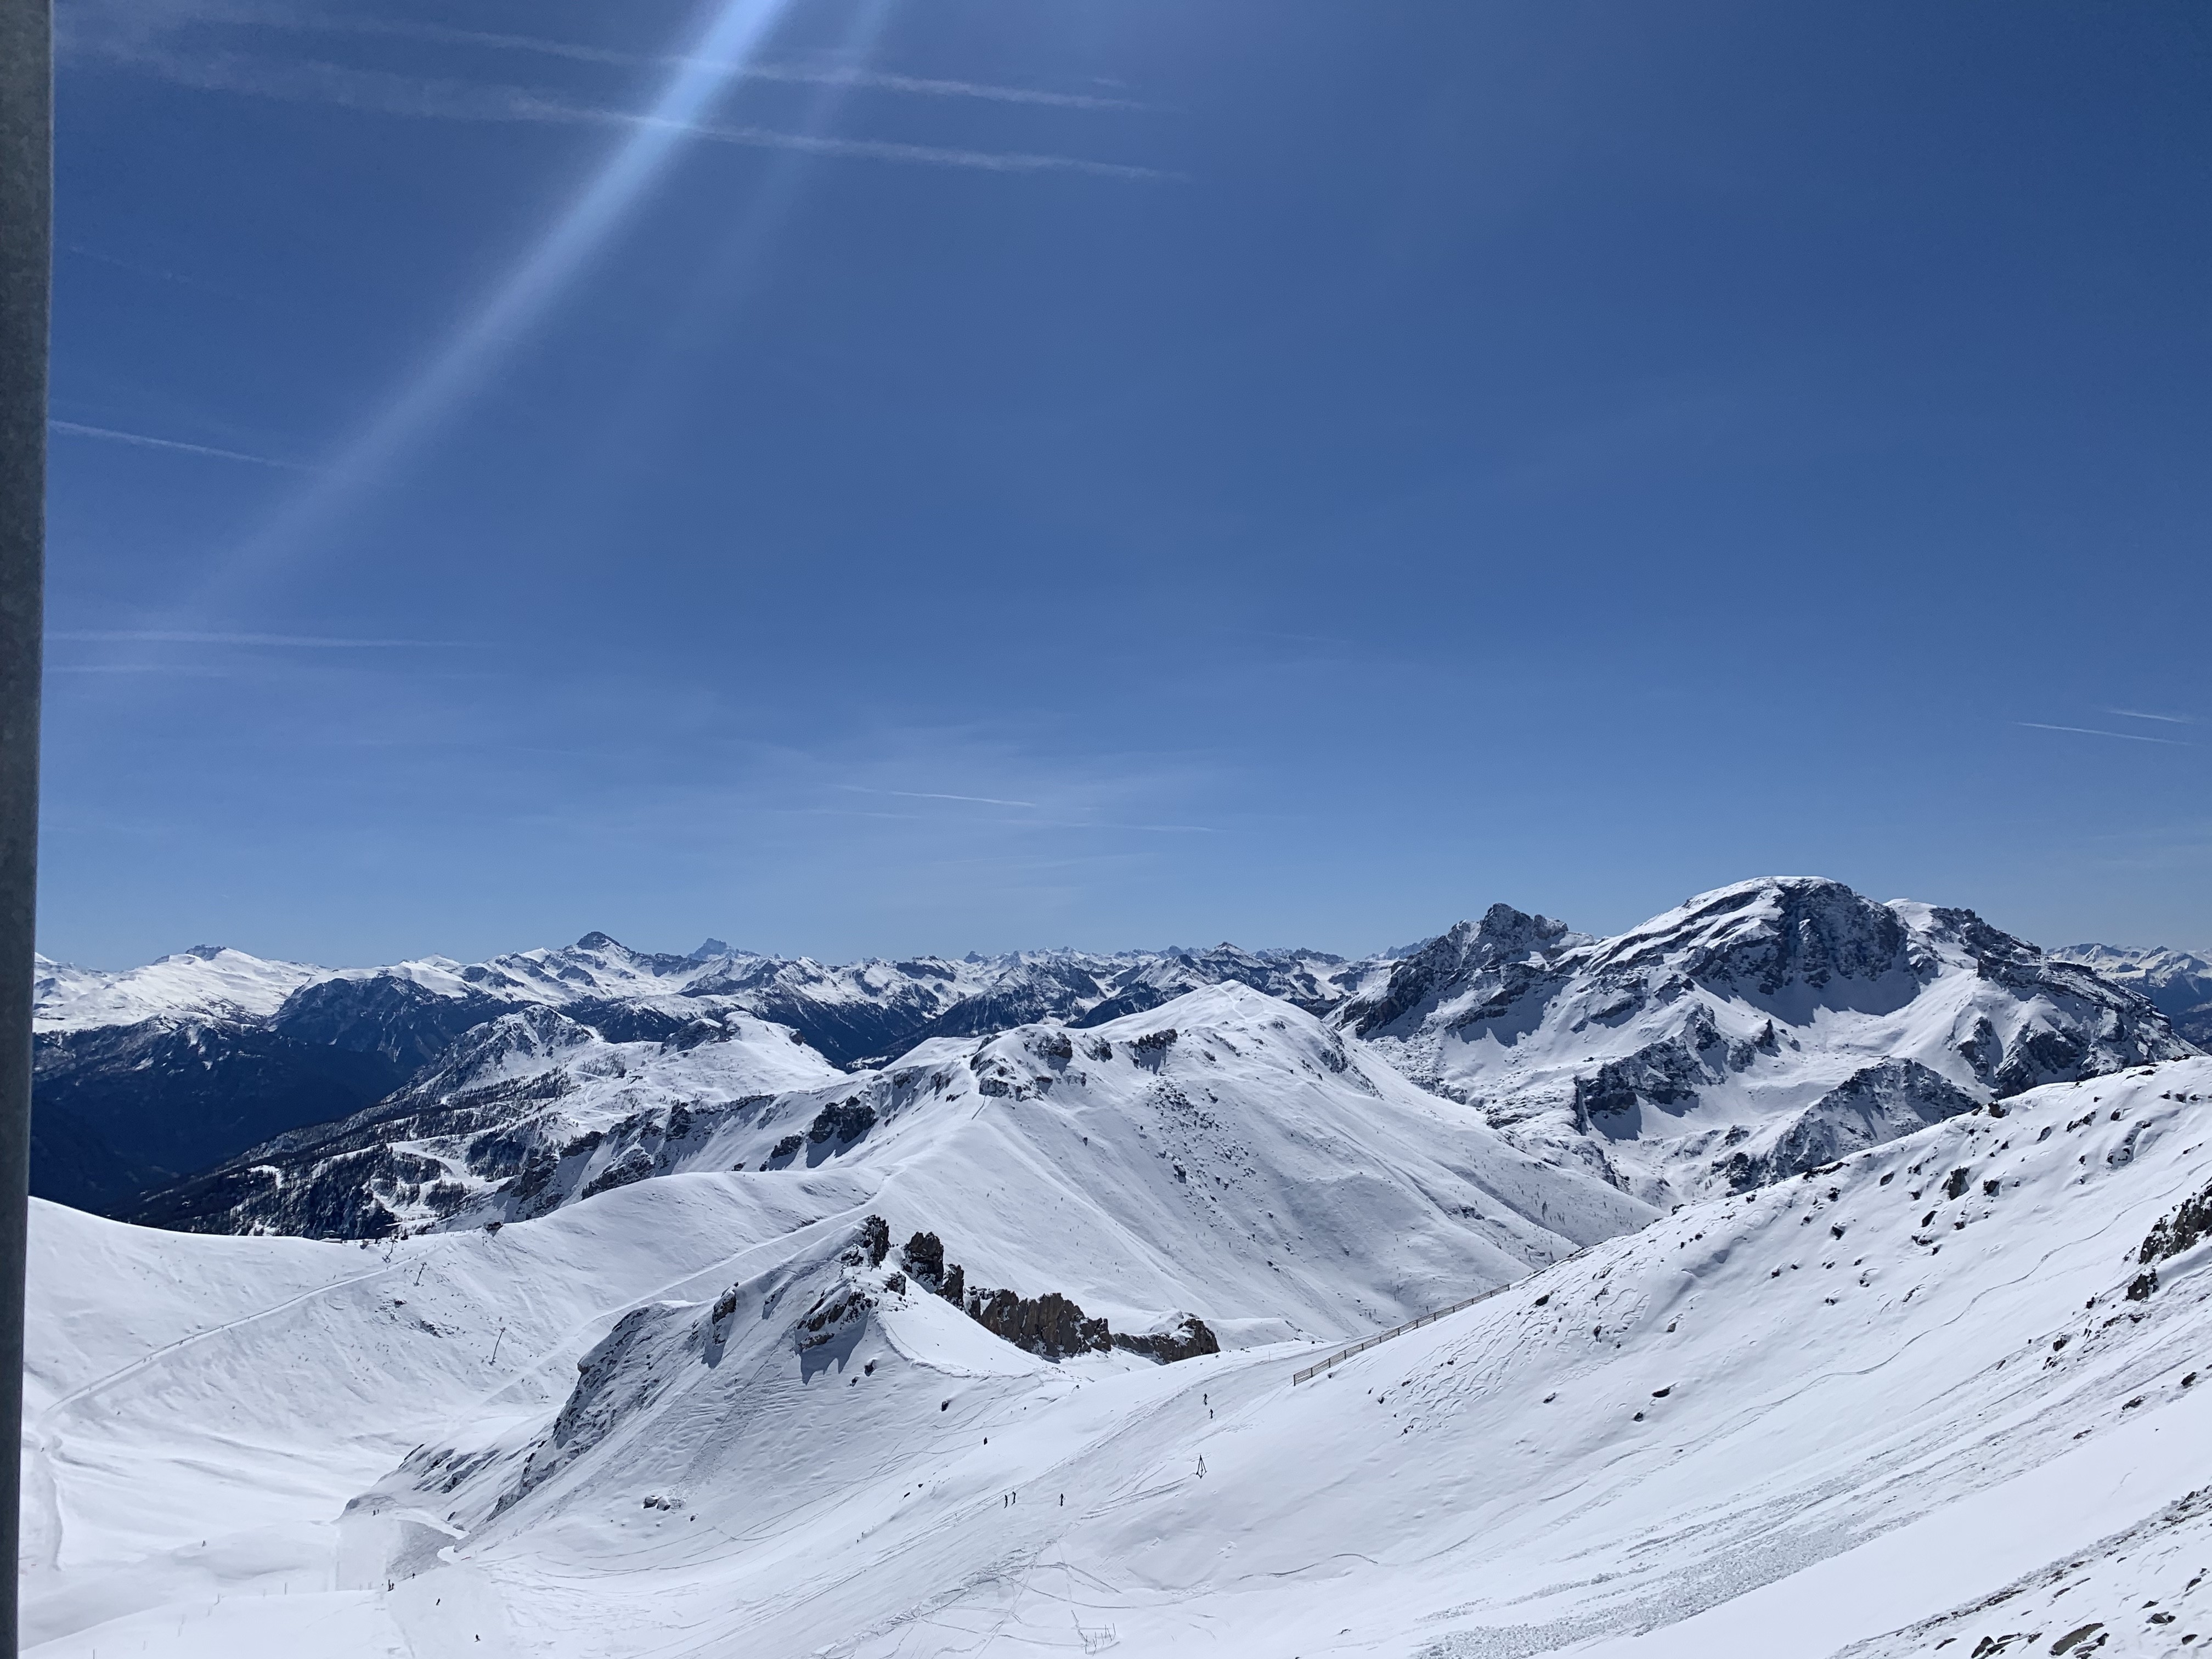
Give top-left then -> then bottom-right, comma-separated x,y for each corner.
33,876 -> 2196,1229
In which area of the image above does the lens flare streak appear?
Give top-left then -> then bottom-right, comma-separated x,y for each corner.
232,0 -> 799,579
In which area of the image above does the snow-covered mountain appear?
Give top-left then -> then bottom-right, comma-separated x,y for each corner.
140,987 -> 1652,1306
32,944 -> 325,1031
31,936 -> 1387,1217
29,1043 -> 2212,1656
1340,878 -> 2193,1205
2057,943 -> 2212,1047
45,877 -> 2189,1231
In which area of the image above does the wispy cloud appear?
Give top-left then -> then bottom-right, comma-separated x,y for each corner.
288,18 -> 1145,111
2105,708 -> 2197,726
86,45 -> 1168,180
844,786 -> 1042,808
828,785 -> 1213,830
46,663 -> 236,675
2016,721 -> 2190,746
49,418 -> 317,470
53,629 -> 459,648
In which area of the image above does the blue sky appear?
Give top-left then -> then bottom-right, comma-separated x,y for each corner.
41,0 -> 2212,968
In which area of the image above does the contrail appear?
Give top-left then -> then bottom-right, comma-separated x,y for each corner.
49,419 -> 315,471
2015,721 -> 2187,746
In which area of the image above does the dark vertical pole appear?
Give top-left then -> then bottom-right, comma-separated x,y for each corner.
0,1 -> 48,1654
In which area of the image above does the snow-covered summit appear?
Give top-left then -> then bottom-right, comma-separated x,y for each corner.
1343,876 -> 2193,1205
32,945 -> 323,1032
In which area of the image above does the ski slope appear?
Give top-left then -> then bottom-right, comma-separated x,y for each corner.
22,1032 -> 2212,1655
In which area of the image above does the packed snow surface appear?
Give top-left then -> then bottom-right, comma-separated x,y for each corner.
26,1039 -> 2212,1656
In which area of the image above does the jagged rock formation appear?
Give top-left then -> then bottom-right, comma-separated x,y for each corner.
967,1288 -> 1111,1357
899,1224 -> 1204,1362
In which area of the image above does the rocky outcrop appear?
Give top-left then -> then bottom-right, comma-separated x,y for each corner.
497,1303 -> 676,1514
1110,1314 -> 1220,1364
857,1215 -> 890,1267
1585,879 -> 1910,994
901,1225 -> 1209,1363
899,1230 -> 945,1282
2137,1179 -> 2212,1272
808,1099 -> 878,1147
967,1288 -> 1111,1357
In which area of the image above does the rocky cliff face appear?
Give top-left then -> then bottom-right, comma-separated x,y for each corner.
1338,878 -> 2193,1205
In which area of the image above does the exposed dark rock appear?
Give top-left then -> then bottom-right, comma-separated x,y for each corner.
499,1305 -> 673,1513
901,1231 -> 945,1283
1130,1029 -> 1178,1071
580,1149 -> 655,1199
795,1283 -> 875,1350
1110,1314 -> 1221,1364
1345,905 -> 1573,1039
2138,1180 -> 2212,1268
968,1288 -> 1111,1358
808,1100 -> 878,1147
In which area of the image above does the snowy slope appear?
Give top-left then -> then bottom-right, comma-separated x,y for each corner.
1344,877 -> 2194,1206
26,1054 -> 2212,1657
32,946 -> 324,1032
141,987 -> 1652,1337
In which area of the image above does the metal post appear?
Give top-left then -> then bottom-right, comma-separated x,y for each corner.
0,1 -> 49,1653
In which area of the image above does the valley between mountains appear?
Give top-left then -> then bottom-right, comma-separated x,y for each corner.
24,876 -> 2212,1657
